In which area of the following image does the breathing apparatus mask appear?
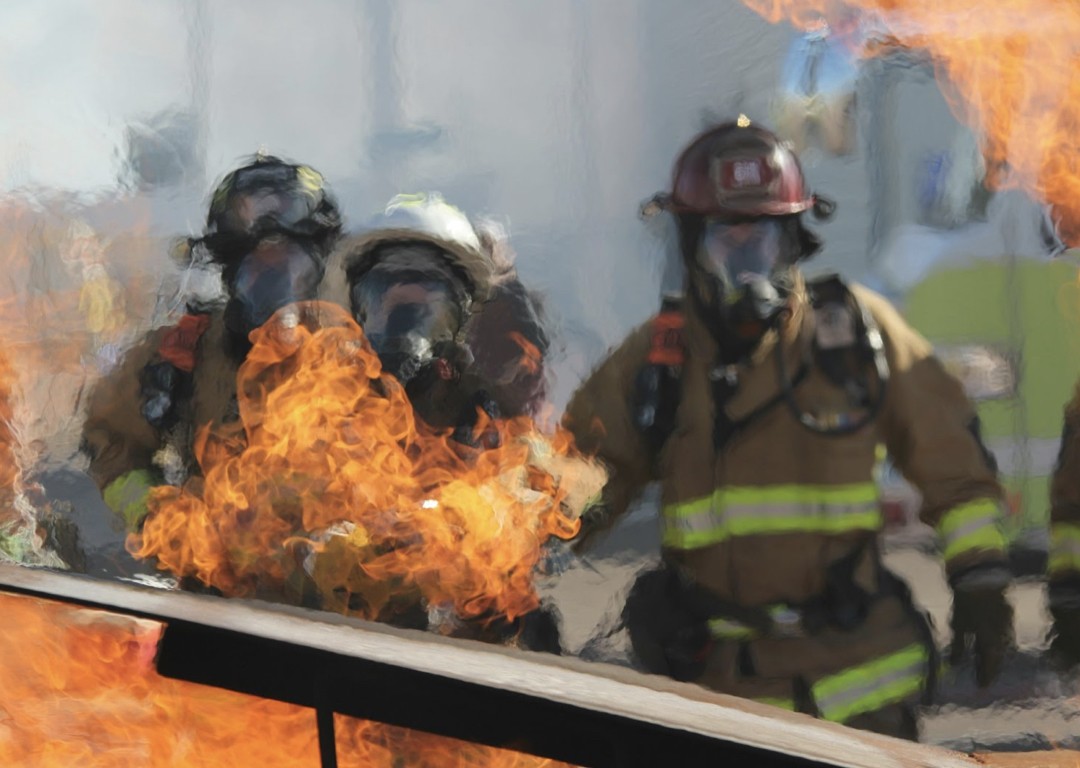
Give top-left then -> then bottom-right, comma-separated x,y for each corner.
222,235 -> 325,353
683,215 -> 806,359
348,243 -> 472,389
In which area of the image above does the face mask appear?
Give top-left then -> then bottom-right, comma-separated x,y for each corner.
698,218 -> 784,290
353,280 -> 465,383
688,218 -> 790,358
225,237 -> 323,338
348,245 -> 470,385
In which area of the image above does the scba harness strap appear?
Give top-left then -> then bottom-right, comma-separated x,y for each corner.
631,274 -> 889,458
792,275 -> 890,435
633,294 -> 686,456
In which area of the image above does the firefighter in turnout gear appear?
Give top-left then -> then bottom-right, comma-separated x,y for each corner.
1047,388 -> 1080,668
312,192 -> 560,648
318,192 -> 551,439
563,120 -> 1014,739
81,154 -> 343,530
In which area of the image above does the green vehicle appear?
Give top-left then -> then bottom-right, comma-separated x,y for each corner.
775,30 -> 1079,573
891,253 -> 1080,572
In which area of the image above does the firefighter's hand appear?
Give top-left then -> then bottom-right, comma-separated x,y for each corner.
102,469 -> 157,531
948,566 -> 1014,688
1048,580 -> 1080,669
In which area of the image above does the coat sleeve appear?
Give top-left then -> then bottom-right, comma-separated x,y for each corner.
562,323 -> 658,551
81,329 -> 164,492
857,287 -> 1008,578
1049,382 -> 1080,582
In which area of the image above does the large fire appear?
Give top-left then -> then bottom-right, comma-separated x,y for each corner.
129,301 -> 604,626
0,203 -> 164,570
0,592 -> 574,767
0,343 -> 47,569
0,347 -> 21,513
744,0 -> 1080,244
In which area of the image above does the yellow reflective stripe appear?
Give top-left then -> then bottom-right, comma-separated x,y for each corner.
708,604 -> 800,640
295,165 -> 325,196
388,191 -> 466,217
937,499 -> 1007,562
389,191 -> 428,209
811,643 -> 928,724
707,617 -> 756,640
662,484 -> 880,550
755,696 -> 795,712
1049,523 -> 1080,576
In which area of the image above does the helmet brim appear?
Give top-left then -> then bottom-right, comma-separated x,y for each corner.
663,196 -> 814,219
318,230 -> 496,315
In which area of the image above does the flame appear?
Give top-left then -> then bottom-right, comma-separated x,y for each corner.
743,0 -> 1080,244
130,301 -> 605,625
0,193 -> 211,571
0,592 -> 575,767
0,342 -> 62,566
508,331 -> 543,376
0,347 -> 20,509
335,719 -> 575,767
0,198 -> 163,479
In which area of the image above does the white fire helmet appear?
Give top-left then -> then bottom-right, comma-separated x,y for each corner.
321,192 -> 497,308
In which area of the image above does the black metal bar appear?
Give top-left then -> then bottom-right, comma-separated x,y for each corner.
154,619 -> 831,768
315,672 -> 338,768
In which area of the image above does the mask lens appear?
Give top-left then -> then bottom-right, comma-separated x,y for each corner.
700,219 -> 783,285
231,240 -> 322,329
348,244 -> 470,382
353,280 -> 460,345
350,278 -> 462,383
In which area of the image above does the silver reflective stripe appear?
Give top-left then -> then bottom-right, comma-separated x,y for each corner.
813,651 -> 927,723
940,515 -> 999,551
663,485 -> 881,549
816,661 -> 922,714
668,501 -> 879,535
1052,538 -> 1080,557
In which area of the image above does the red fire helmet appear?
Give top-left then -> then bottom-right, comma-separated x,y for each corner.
664,119 -> 816,219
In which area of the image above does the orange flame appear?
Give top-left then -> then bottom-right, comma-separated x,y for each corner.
0,592 -> 575,767
508,332 -> 543,377
0,199 -> 164,489
0,348 -> 20,512
0,200 -> 168,569
744,0 -> 1080,244
130,302 -> 603,625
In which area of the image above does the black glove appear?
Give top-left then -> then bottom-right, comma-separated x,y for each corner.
1048,579 -> 1080,669
948,565 -> 1014,688
140,361 -> 187,429
623,566 -> 713,682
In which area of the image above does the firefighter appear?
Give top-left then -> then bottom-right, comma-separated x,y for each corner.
562,120 -> 1015,739
1047,389 -> 1080,669
318,191 -> 551,440
81,154 -> 343,530
313,191 -> 561,649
